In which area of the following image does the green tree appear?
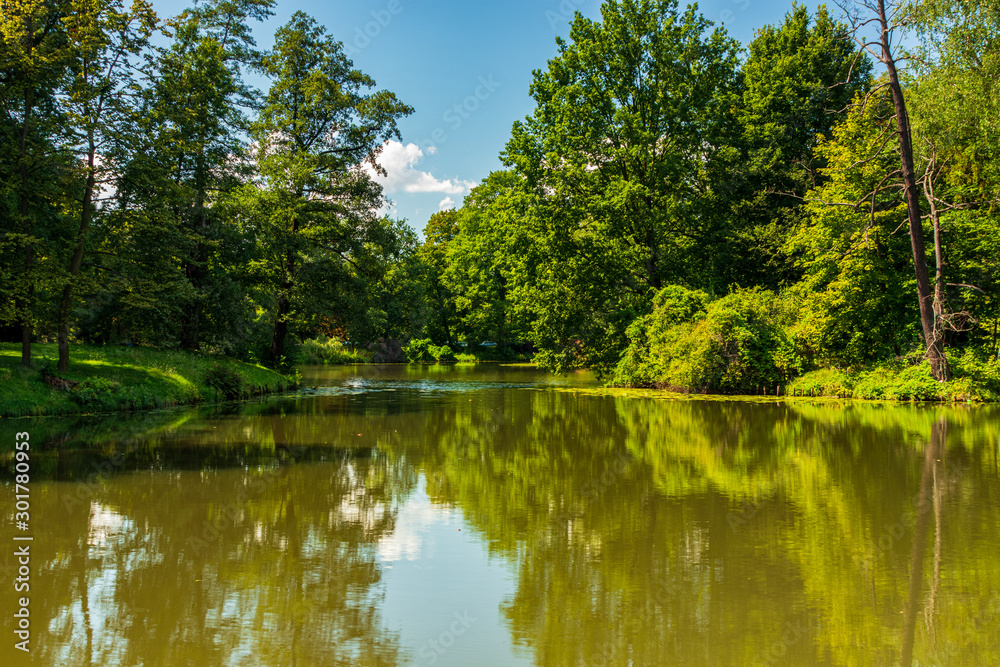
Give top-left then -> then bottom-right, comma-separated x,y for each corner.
501,0 -> 741,372
0,0 -> 70,366
788,90 -> 920,365
84,0 -> 274,352
442,171 -> 539,352
246,11 -> 411,365
417,209 -> 459,345
149,0 -> 273,351
54,0 -> 156,372
728,3 -> 871,289
839,0 -> 950,380
907,0 -> 1000,357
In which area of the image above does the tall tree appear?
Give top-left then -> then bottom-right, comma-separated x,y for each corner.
907,0 -> 1000,356
501,0 -> 741,372
247,11 -> 411,366
0,0 -> 69,366
417,209 -> 460,345
444,179 -> 529,349
730,3 -> 871,289
55,0 -> 156,372
150,0 -> 273,351
839,0 -> 950,380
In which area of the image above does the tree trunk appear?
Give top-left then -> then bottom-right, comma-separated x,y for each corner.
181,153 -> 209,350
18,80 -> 34,368
270,251 -> 295,367
924,155 -> 949,355
877,0 -> 950,381
270,291 -> 290,366
57,138 -> 97,373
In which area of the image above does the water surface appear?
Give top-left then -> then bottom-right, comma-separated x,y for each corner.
2,364 -> 999,665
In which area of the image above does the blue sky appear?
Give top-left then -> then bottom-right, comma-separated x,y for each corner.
152,0 -> 823,234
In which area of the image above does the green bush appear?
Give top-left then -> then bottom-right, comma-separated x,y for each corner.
787,367 -> 852,397
298,335 -> 363,365
613,286 -> 805,392
430,344 -> 456,362
404,339 -> 458,363
73,378 -> 123,407
786,348 -> 1000,403
205,363 -> 245,400
947,347 -> 1000,402
404,338 -> 435,362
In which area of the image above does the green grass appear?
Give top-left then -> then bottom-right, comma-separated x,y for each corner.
786,353 -> 1000,403
0,343 -> 294,418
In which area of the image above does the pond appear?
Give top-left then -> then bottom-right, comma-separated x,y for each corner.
1,364 -> 999,666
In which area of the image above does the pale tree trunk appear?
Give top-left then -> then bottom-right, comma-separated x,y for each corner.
923,154 -> 948,355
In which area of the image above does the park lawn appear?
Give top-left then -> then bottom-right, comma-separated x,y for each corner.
0,343 -> 293,418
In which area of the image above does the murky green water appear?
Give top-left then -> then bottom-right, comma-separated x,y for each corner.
2,364 -> 999,666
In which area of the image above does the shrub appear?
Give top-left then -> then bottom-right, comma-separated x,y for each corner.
404,340 -> 458,363
430,344 -> 456,362
787,368 -> 852,397
73,378 -> 123,407
404,338 -> 435,362
205,363 -> 245,400
614,286 -> 805,392
299,335 -> 356,365
947,347 -> 1000,402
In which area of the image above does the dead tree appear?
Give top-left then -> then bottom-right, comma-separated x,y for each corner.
839,0 -> 950,380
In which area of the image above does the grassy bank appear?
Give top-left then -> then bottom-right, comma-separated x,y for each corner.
611,355 -> 1000,404
0,343 -> 294,418
786,356 -> 1000,403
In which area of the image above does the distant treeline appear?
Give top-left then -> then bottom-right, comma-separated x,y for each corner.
2,0 -> 999,396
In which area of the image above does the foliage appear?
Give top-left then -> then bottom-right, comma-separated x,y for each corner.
243,11 -> 412,365
298,335 -> 368,365
72,377 -> 123,407
614,287 -> 806,392
204,363 -> 245,400
726,3 -> 871,289
500,0 -> 741,371
787,91 -> 921,366
403,339 -> 456,363
787,348 -> 1000,402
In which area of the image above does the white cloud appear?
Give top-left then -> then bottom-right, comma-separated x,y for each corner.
438,196 -> 456,211
367,140 -> 475,195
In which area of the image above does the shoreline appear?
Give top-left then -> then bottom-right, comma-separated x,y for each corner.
0,343 -> 294,418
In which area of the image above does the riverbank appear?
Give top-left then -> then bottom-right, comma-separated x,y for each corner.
608,357 -> 1000,404
0,344 -> 293,418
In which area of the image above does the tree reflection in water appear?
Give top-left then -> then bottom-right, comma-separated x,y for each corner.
2,368 -> 999,666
